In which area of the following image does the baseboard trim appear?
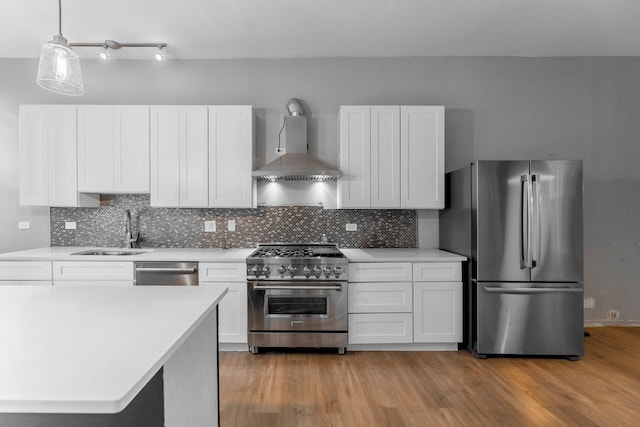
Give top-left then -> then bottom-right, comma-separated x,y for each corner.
585,321 -> 640,327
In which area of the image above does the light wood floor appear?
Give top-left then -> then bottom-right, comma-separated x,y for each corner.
219,327 -> 640,426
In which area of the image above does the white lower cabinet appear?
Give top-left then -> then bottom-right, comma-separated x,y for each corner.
348,260 -> 463,349
0,261 -> 52,285
413,262 -> 463,343
52,261 -> 134,286
347,263 -> 413,345
349,313 -> 413,344
199,262 -> 247,344
413,282 -> 463,343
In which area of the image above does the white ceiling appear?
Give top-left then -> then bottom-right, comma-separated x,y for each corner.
2,0 -> 640,60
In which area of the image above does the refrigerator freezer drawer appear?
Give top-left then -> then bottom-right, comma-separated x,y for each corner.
474,281 -> 584,359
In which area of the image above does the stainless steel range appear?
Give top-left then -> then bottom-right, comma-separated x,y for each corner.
246,243 -> 348,354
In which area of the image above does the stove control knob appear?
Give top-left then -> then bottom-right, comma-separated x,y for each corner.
277,265 -> 286,275
261,266 -> 271,277
250,266 -> 260,277
287,265 -> 297,275
313,266 -> 322,277
323,267 -> 333,278
302,266 -> 312,278
333,266 -> 343,277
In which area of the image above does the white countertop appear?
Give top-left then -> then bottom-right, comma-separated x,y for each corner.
0,247 -> 465,263
0,285 -> 227,414
0,247 -> 254,262
340,248 -> 466,262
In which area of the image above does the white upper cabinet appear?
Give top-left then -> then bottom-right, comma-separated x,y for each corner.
400,106 -> 444,209
339,105 -> 444,209
77,106 -> 150,193
19,105 -> 98,207
150,106 -> 209,207
208,106 -> 255,208
371,106 -> 401,208
338,106 -> 371,208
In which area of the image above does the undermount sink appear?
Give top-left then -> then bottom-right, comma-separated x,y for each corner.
71,250 -> 150,256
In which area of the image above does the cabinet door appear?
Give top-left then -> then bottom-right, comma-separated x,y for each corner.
413,282 -> 462,343
150,106 -> 208,207
338,106 -> 371,208
348,313 -> 413,344
150,106 -> 181,206
400,106 -> 444,209
180,106 -> 209,207
114,106 -> 149,192
208,106 -> 255,208
78,106 -> 114,192
19,105 -> 49,206
371,106 -> 401,208
201,282 -> 247,343
48,106 -> 81,206
19,106 -> 80,206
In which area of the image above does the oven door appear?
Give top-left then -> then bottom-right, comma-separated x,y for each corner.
248,281 -> 347,332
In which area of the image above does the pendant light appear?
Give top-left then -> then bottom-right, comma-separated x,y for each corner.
36,0 -> 84,96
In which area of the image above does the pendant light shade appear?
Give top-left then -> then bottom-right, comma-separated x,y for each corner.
36,34 -> 84,96
36,0 -> 84,96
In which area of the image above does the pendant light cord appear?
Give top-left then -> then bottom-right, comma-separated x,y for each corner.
57,0 -> 63,36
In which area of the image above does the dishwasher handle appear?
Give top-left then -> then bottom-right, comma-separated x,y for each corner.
135,266 -> 198,274
483,286 -> 582,294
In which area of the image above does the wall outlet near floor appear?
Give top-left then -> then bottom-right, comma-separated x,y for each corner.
345,223 -> 358,232
18,221 -> 31,230
204,220 -> 216,232
227,219 -> 236,231
606,309 -> 620,320
64,221 -> 77,230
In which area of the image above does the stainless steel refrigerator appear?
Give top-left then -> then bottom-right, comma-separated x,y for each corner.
440,160 -> 584,360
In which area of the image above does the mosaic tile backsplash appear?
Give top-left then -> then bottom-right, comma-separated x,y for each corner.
50,195 -> 417,249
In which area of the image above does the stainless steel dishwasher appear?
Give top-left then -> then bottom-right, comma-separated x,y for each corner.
135,262 -> 199,286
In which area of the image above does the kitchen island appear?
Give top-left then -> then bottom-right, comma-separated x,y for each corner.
0,285 -> 226,426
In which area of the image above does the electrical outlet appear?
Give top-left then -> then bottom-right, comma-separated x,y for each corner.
584,297 -> 595,309
606,309 -> 620,320
64,221 -> 77,230
275,147 -> 286,155
345,223 -> 358,232
18,221 -> 31,230
227,219 -> 236,231
204,220 -> 216,232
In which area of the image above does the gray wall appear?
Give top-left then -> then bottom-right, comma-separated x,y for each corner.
0,56 -> 639,324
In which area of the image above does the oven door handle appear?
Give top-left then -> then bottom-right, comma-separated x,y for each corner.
252,284 -> 343,291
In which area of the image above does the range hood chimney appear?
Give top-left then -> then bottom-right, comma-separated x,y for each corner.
252,98 -> 342,182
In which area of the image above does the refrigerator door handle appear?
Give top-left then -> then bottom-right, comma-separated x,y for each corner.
520,174 -> 533,269
531,173 -> 540,268
483,286 -> 582,294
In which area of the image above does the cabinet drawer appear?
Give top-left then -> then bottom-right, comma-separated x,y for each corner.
413,262 -> 461,282
53,261 -> 134,281
199,262 -> 246,282
348,313 -> 413,344
0,280 -> 52,286
0,261 -> 52,281
54,280 -> 133,286
348,262 -> 412,282
348,282 -> 412,313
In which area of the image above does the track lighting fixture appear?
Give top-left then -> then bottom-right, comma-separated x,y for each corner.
36,0 -> 167,96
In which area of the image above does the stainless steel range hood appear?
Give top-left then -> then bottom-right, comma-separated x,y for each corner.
252,99 -> 342,182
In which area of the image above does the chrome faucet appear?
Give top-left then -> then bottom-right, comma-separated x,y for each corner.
124,210 -> 138,248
